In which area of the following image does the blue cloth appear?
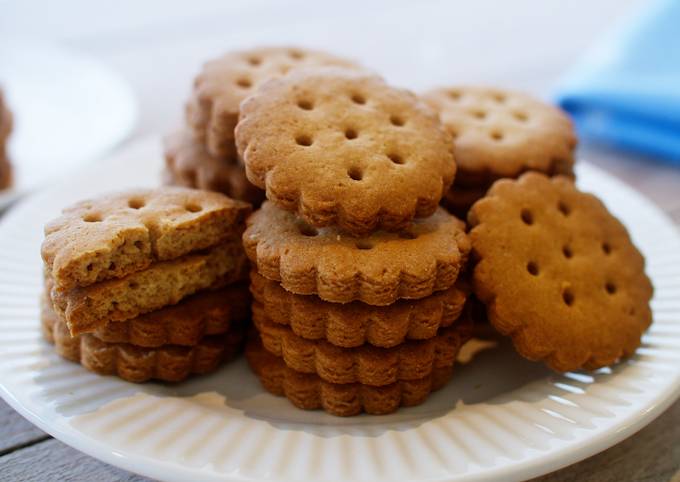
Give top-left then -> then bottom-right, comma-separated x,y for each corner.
555,0 -> 680,162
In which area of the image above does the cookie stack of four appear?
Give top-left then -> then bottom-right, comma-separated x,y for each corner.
41,188 -> 251,382
236,68 -> 473,415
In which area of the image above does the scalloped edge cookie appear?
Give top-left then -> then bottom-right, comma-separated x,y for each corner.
243,202 -> 470,305
254,306 -> 472,386
236,67 -> 456,236
422,85 -> 576,184
42,299 -> 245,383
250,271 -> 467,347
468,172 -> 653,372
246,334 -> 453,416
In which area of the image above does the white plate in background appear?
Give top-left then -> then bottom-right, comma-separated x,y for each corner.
0,137 -> 678,482
0,40 -> 137,209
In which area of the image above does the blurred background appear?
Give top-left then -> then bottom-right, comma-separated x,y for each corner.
0,0 -> 679,214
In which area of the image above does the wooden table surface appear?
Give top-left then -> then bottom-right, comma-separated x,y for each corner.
1,1 -> 679,480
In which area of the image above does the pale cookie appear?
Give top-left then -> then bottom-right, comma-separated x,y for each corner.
246,334 -> 453,416
163,130 -> 265,206
187,46 -> 359,160
51,240 -> 247,335
244,202 -> 470,305
42,187 -> 251,291
251,271 -> 467,348
422,86 -> 576,186
469,172 -> 653,372
42,300 -> 244,383
254,310 -> 472,386
236,67 -> 456,235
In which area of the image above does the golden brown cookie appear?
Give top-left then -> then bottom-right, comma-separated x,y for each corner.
51,240 -> 247,335
187,47 -> 359,160
468,172 -> 653,372
42,187 -> 251,291
163,130 -> 265,207
236,67 -> 456,236
44,275 -> 250,346
244,202 -> 470,305
251,271 -> 467,348
94,284 -> 250,346
42,299 -> 245,383
246,334 -> 453,416
254,310 -> 471,386
422,86 -> 576,186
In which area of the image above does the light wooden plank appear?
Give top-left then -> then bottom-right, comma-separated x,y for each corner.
0,399 -> 48,455
0,438 -> 151,482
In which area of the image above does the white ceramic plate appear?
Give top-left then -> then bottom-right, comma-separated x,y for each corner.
0,40 -> 137,209
0,137 -> 678,482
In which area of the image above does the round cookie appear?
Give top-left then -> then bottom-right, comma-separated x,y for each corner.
468,172 -> 653,372
250,270 -> 468,348
243,201 -> 470,305
236,67 -> 456,236
422,86 -> 576,186
254,312 -> 471,386
246,334 -> 455,417
187,46 -> 359,160
163,130 -> 265,207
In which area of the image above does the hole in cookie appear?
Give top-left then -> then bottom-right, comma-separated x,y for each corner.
108,262 -> 116,271
348,166 -> 363,181
247,56 -> 261,66
520,209 -> 533,225
236,78 -> 252,88
129,281 -> 139,289
83,213 -> 102,223
527,261 -> 539,276
185,203 -> 202,213
289,50 -> 304,60
490,130 -> 504,141
398,230 -> 418,240
602,242 -> 612,255
513,111 -> 529,122
86,263 -> 94,272
605,282 -> 617,295
355,240 -> 373,250
449,90 -> 461,100
295,135 -> 313,147
297,99 -> 314,110
134,240 -> 144,250
297,223 -> 318,237
344,128 -> 358,140
562,288 -> 574,306
562,245 -> 573,259
351,93 -> 366,105
390,115 -> 405,127
128,198 -> 145,209
558,201 -> 571,216
387,153 -> 405,165
472,110 -> 487,119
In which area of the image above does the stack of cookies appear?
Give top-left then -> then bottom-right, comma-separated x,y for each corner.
0,89 -> 12,190
163,47 -> 360,207
422,86 -> 577,217
40,187 -> 251,382
236,67 -> 473,416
